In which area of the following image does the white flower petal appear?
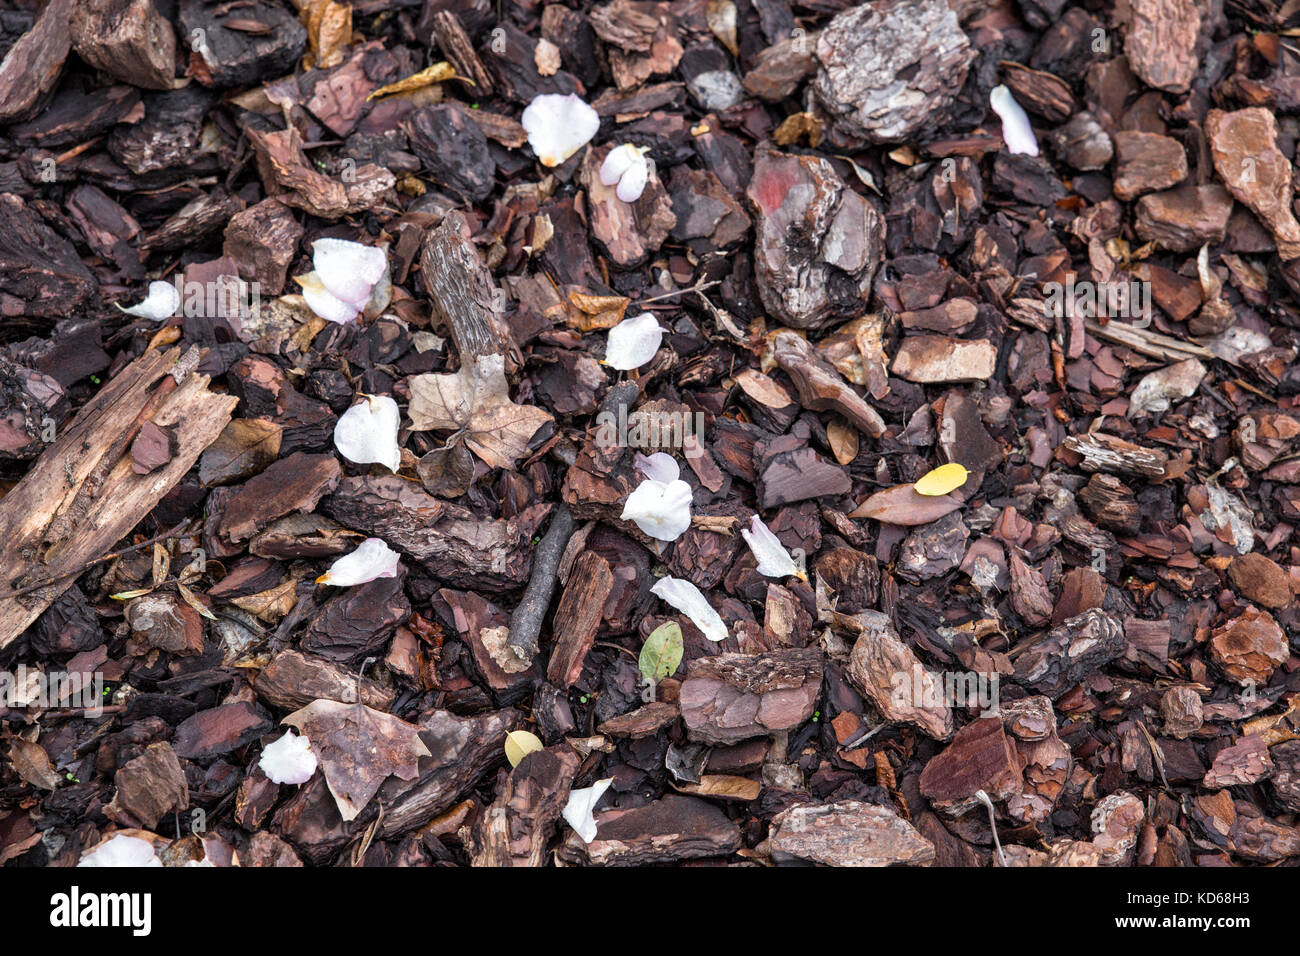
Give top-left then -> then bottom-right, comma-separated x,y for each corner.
562,777 -> 613,843
651,576 -> 728,642
312,238 -> 389,307
298,271 -> 360,324
635,451 -> 679,484
521,93 -> 600,167
334,394 -> 402,472
119,280 -> 180,321
741,514 -> 801,578
990,85 -> 1039,157
622,476 -> 693,541
605,312 -> 663,370
615,153 -> 649,203
258,729 -> 318,785
600,144 -> 639,186
317,537 -> 402,586
78,834 -> 162,867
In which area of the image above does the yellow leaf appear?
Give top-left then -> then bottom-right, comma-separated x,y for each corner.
504,730 -> 543,767
914,462 -> 969,496
367,62 -> 462,101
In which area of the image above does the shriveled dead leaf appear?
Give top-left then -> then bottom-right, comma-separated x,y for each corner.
734,368 -> 793,408
367,62 -> 460,101
675,774 -> 761,801
407,354 -> 553,470
849,484 -> 963,525
300,0 -> 352,70
9,739 -> 61,791
773,112 -> 822,148
283,699 -> 431,822
200,419 -> 283,488
706,0 -> 738,56
827,418 -> 860,465
566,290 -> 630,331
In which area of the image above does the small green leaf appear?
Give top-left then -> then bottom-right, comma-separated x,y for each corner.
639,622 -> 683,684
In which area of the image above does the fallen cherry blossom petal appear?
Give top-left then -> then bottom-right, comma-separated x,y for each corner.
990,85 -> 1039,157
334,394 -> 402,472
317,537 -> 402,586
562,777 -> 614,843
622,456 -> 693,541
117,280 -> 180,321
651,575 -> 728,642
605,312 -> 664,370
258,729 -> 318,785
521,93 -> 600,167
741,514 -> 803,579
77,834 -> 163,867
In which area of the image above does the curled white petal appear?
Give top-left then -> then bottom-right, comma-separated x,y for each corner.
521,93 -> 600,167
600,144 -> 649,202
562,777 -> 613,843
334,394 -> 402,472
298,271 -> 360,324
312,238 -> 389,307
605,312 -> 663,370
651,576 -> 728,642
258,729 -> 318,785
741,514 -> 801,578
635,451 -> 679,484
317,537 -> 401,586
615,153 -> 649,202
600,144 -> 639,186
119,281 -> 180,321
990,85 -> 1039,157
78,834 -> 162,868
622,479 -> 693,541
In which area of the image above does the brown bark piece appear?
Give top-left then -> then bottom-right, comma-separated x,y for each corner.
1206,108 -> 1300,260
223,199 -> 303,296
254,649 -> 395,712
845,609 -> 954,740
891,336 -> 997,384
1124,0 -> 1201,94
1012,609 -> 1127,699
105,742 -> 189,829
1205,735 -> 1274,788
769,801 -> 936,866
813,0 -> 973,144
71,0 -> 176,91
0,0 -> 75,123
1209,606 -> 1290,684
1134,185 -> 1234,251
469,747 -> 580,866
1227,553 -> 1294,609
561,794 -> 741,865
173,702 -> 272,760
919,717 -> 1023,815
1112,131 -> 1187,201
579,144 -> 677,269
747,148 -> 884,330
772,331 -> 886,438
679,647 -> 823,745
546,550 -> 613,688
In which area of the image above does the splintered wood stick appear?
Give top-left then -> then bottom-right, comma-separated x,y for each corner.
0,346 -> 236,649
